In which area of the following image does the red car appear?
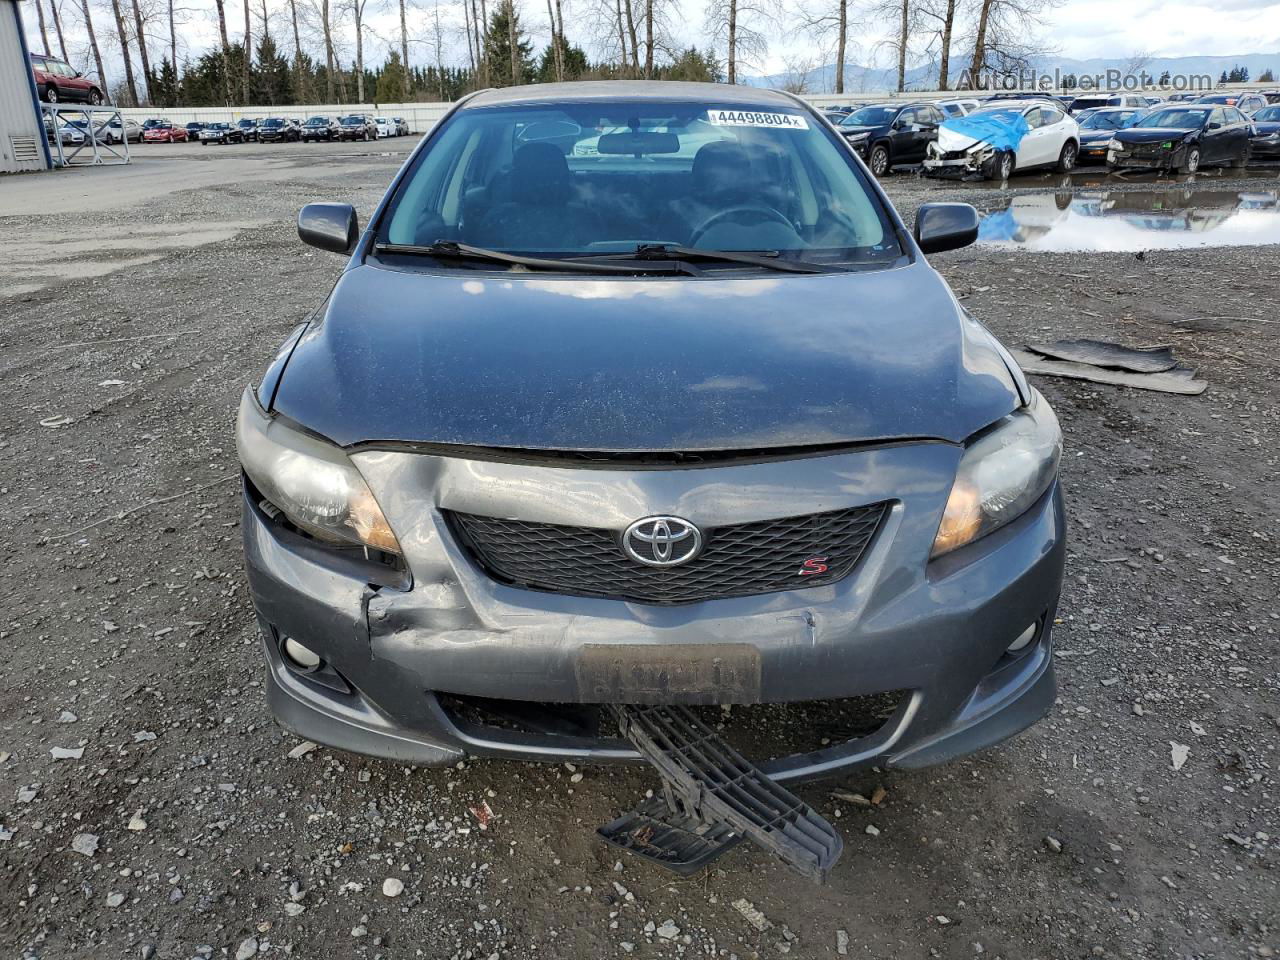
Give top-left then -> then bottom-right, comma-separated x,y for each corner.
143,123 -> 188,143
30,53 -> 103,105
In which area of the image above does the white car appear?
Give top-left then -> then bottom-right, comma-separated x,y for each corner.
923,100 -> 1080,180
373,116 -> 395,138
938,98 -> 981,118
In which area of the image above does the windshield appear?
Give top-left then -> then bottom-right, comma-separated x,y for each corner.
341,116 -> 363,124
1256,106 -> 1280,122
1071,97 -> 1108,109
263,119 -> 284,127
378,100 -> 900,267
841,106 -> 897,126
1136,108 -> 1209,129
1081,110 -> 1135,130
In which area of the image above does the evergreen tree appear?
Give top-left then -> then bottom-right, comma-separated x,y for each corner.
253,33 -> 294,105
1261,68 -> 1275,83
376,51 -> 408,102
151,57 -> 179,106
1158,69 -> 1170,85
660,48 -> 721,83
483,0 -> 534,87
536,37 -> 587,82
1219,70 -> 1229,84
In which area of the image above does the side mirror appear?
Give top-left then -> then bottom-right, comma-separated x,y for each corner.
298,202 -> 359,255
914,202 -> 980,255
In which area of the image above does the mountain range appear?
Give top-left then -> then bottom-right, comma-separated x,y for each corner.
745,53 -> 1280,94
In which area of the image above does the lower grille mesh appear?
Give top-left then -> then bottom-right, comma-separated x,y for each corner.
448,504 -> 888,605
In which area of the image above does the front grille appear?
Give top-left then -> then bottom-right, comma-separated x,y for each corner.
448,503 -> 888,605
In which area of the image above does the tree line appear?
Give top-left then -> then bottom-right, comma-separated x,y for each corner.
23,0 -> 1066,107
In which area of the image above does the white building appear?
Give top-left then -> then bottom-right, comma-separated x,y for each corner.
0,0 -> 50,173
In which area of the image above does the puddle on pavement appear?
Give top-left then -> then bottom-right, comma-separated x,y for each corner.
978,187 -> 1280,252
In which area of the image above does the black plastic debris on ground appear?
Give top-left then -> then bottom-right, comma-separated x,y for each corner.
1025,338 -> 1178,374
600,704 -> 843,883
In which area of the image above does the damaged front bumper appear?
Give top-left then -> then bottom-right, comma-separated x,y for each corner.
242,440 -> 1066,782
923,141 -> 996,177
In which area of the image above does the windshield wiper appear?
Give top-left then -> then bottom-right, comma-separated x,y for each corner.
571,243 -> 838,274
373,240 -> 694,275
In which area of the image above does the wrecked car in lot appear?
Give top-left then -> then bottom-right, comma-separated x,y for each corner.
1107,105 -> 1252,174
238,81 -> 1066,880
924,100 -> 1080,180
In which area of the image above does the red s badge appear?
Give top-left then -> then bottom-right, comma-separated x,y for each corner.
798,556 -> 829,576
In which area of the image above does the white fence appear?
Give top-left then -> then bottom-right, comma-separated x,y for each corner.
111,82 -> 1276,131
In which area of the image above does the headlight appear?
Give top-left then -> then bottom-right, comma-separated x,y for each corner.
1108,138 -> 1123,150
236,390 -> 401,555
845,131 -> 870,142
931,391 -> 1061,558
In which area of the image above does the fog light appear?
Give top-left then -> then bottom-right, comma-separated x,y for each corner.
282,636 -> 322,670
1007,623 -> 1037,653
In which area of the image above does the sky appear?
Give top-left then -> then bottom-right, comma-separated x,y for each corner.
19,0 -> 1280,93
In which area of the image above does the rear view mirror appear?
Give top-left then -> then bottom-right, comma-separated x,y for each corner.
597,131 -> 681,154
914,202 -> 980,255
298,202 -> 359,255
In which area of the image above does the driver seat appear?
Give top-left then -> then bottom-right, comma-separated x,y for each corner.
467,142 -> 600,250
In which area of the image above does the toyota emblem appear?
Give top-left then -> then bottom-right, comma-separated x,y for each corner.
622,516 -> 702,567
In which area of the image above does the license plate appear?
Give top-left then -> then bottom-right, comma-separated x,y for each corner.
577,643 -> 762,704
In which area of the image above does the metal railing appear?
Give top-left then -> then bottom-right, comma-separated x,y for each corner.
42,104 -> 132,167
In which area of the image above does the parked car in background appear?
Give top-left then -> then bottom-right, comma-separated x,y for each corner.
200,122 -> 244,145
836,102 -> 945,175
394,117 -> 410,136
237,118 -> 260,142
1165,92 -> 1203,103
43,114 -> 85,145
1108,105 -> 1252,174
144,121 -> 188,143
259,117 -> 301,142
373,116 -> 396,138
142,118 -> 164,136
925,100 -> 1080,179
302,116 -> 340,141
1248,105 -> 1280,158
1067,93 -> 1148,114
29,53 -> 104,104
84,117 -> 142,143
337,114 -> 376,141
1260,90 -> 1280,105
1075,107 -> 1142,164
185,122 -> 207,141
1195,92 -> 1268,116
938,98 -> 981,118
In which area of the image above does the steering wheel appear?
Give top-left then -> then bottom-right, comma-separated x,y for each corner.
689,204 -> 794,246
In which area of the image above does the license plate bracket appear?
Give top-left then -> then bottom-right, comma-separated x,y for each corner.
576,643 -> 762,704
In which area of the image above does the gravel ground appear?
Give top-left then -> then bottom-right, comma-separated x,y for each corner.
1,142 -> 1277,960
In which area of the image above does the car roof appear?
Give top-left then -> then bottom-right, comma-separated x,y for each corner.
463,80 -> 803,109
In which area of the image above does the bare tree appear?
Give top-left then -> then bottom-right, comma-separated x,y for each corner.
779,53 -> 815,92
129,0 -> 154,101
1124,49 -> 1152,79
794,0 -> 858,93
33,0 -> 52,56
399,0 -> 411,97
51,0 -> 72,61
168,0 -> 177,70
350,0 -> 379,102
916,0 -> 956,89
967,0 -> 1060,82
241,0 -> 251,101
705,0 -> 775,84
544,0 -> 562,79
79,0 -> 109,94
213,0 -> 233,101
865,0 -> 913,91
108,0 -> 140,104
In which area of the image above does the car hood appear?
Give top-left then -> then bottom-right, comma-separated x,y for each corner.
1251,121 -> 1280,134
270,261 -> 1022,452
1079,129 -> 1117,144
838,125 -> 882,136
1115,127 -> 1197,144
